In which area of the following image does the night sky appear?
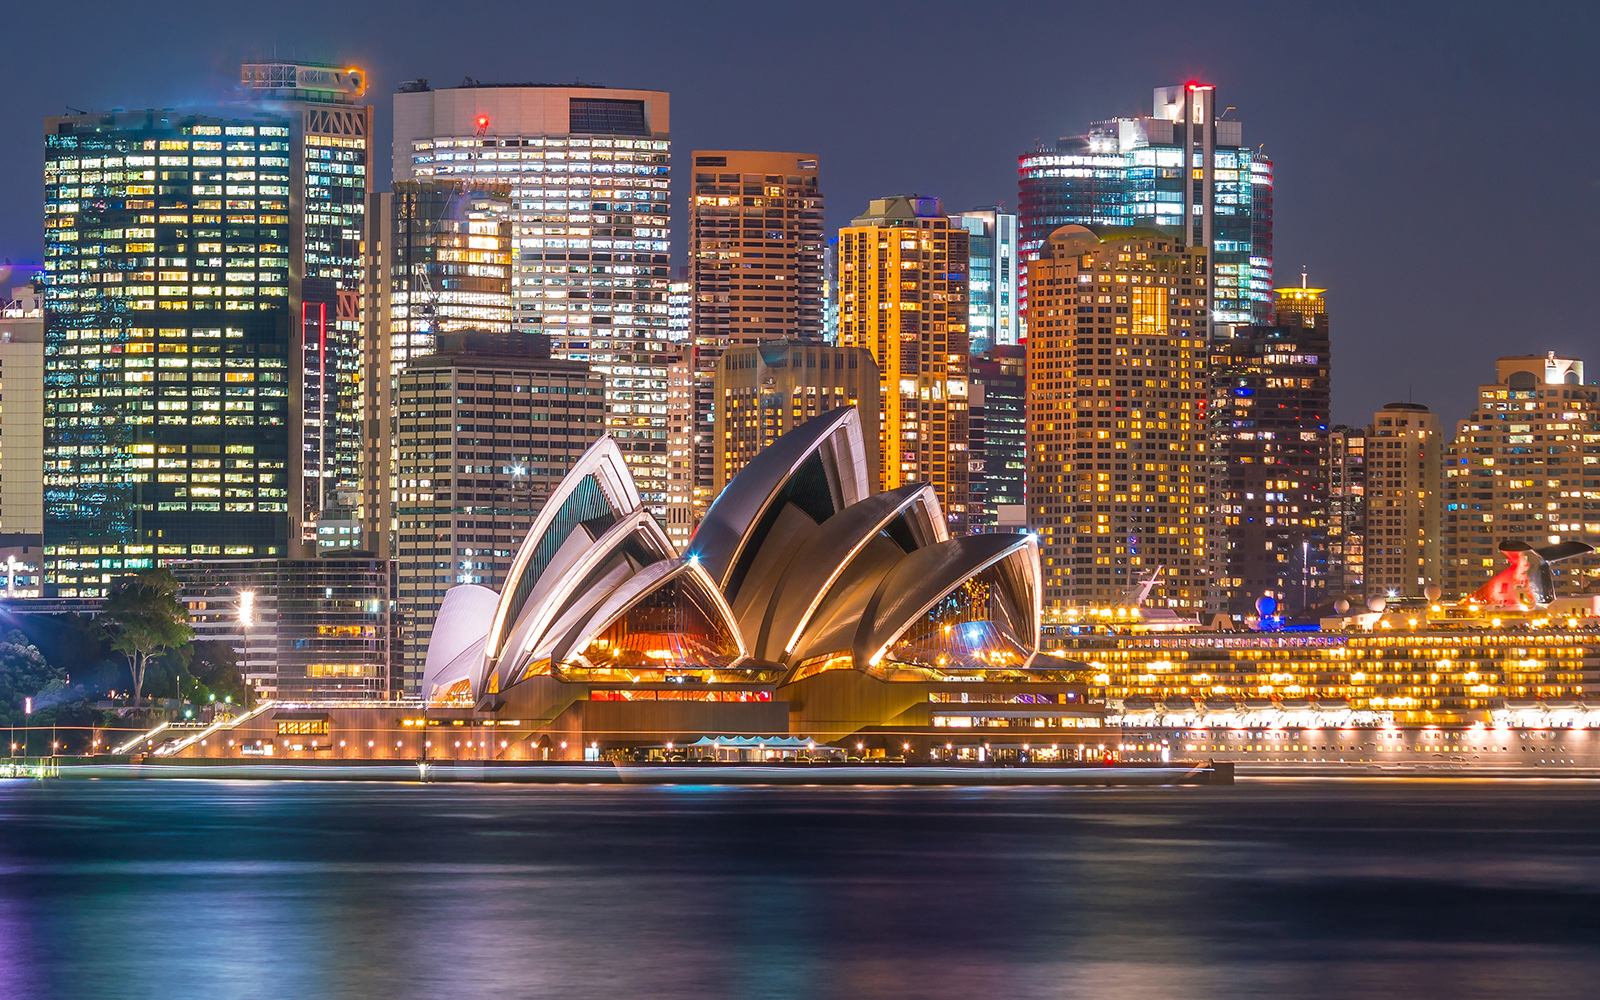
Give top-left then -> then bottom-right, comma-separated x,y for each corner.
4,0 -> 1596,427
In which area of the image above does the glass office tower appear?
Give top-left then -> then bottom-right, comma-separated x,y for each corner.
42,64 -> 372,595
393,82 -> 672,513
951,208 -> 1018,351
1018,84 -> 1273,332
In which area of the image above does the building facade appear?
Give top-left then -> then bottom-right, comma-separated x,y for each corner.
0,271 -> 44,541
1017,84 -> 1273,333
1364,402 -> 1441,599
174,556 -> 394,701
836,196 -> 970,532
393,81 -> 672,513
392,330 -> 604,691
968,345 -> 1026,532
711,341 -> 880,494
685,151 -> 825,537
42,61 -> 372,596
1207,286 -> 1330,617
1025,225 -> 1210,612
1327,425 -> 1367,600
951,208 -> 1018,350
1442,354 -> 1600,598
362,181 -> 514,558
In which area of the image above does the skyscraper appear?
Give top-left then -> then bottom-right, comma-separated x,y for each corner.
1206,286 -> 1330,617
1364,402 -> 1441,599
951,208 -> 1018,350
968,345 -> 1026,532
1018,84 -> 1273,333
42,61 -> 372,596
1442,354 -> 1600,598
1328,425 -> 1367,600
1025,224 -> 1210,611
711,341 -> 881,494
837,196 -> 970,531
393,81 -> 672,512
685,151 -> 824,532
362,180 -> 514,557
392,330 -> 603,690
0,271 -> 44,542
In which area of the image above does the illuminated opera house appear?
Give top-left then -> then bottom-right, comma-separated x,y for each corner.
407,406 -> 1098,755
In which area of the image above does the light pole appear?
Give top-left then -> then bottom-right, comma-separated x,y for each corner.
238,589 -> 255,709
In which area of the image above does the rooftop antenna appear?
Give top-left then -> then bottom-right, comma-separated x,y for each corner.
1301,266 -> 1308,289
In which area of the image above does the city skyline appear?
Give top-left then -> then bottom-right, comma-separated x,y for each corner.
1,1 -> 1597,428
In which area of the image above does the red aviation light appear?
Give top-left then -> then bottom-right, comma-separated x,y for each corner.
1186,81 -> 1215,92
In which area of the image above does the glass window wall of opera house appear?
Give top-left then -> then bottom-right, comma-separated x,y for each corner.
151,407 -> 1101,762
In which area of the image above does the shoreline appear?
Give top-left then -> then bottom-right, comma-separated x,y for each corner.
3,759 -> 1230,786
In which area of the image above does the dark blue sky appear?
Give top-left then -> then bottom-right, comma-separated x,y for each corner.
4,0 -> 1596,426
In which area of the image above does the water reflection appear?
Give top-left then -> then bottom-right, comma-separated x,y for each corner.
1,780 -> 1598,999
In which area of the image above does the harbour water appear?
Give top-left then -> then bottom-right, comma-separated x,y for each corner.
2,779 -> 1599,999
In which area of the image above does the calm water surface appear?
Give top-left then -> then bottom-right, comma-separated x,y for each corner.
2,778 -> 1599,999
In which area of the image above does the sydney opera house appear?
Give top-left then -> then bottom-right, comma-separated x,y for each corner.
408,406 -> 1098,755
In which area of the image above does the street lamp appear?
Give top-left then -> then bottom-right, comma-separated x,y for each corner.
238,589 -> 255,709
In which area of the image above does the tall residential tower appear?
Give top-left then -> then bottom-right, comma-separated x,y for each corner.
837,196 -> 970,530
1025,225 -> 1210,611
684,151 -> 824,532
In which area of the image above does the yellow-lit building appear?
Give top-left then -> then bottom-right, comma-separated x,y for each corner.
1025,225 -> 1209,611
1442,353 -> 1600,598
686,151 -> 825,529
837,196 -> 970,533
1364,402 -> 1441,599
712,342 -> 880,493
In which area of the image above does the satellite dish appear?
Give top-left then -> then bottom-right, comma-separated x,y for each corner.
1367,596 -> 1386,613
1424,584 -> 1442,602
1334,598 -> 1350,614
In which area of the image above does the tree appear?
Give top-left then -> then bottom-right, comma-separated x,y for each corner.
0,630 -> 64,726
150,639 -> 247,707
100,569 -> 193,707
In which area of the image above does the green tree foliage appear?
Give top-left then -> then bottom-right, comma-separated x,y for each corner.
149,639 -> 248,707
100,569 -> 193,706
0,629 -> 66,726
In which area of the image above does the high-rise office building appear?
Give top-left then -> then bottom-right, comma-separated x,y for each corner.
361,181 -> 514,557
1207,286 -> 1330,617
968,345 -> 1026,532
1442,354 -> 1600,598
1364,402 -> 1441,599
664,351 -> 695,549
686,151 -> 824,535
1018,84 -> 1273,334
1328,425 -> 1367,600
393,81 -> 672,513
0,271 -> 44,541
951,208 -> 1018,350
667,274 -> 691,342
393,330 -> 604,690
42,61 -> 372,596
836,196 -> 970,531
822,237 -> 839,344
711,341 -> 880,493
1025,224 -> 1210,611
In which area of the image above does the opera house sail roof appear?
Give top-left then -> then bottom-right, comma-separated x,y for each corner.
422,406 -> 1043,707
